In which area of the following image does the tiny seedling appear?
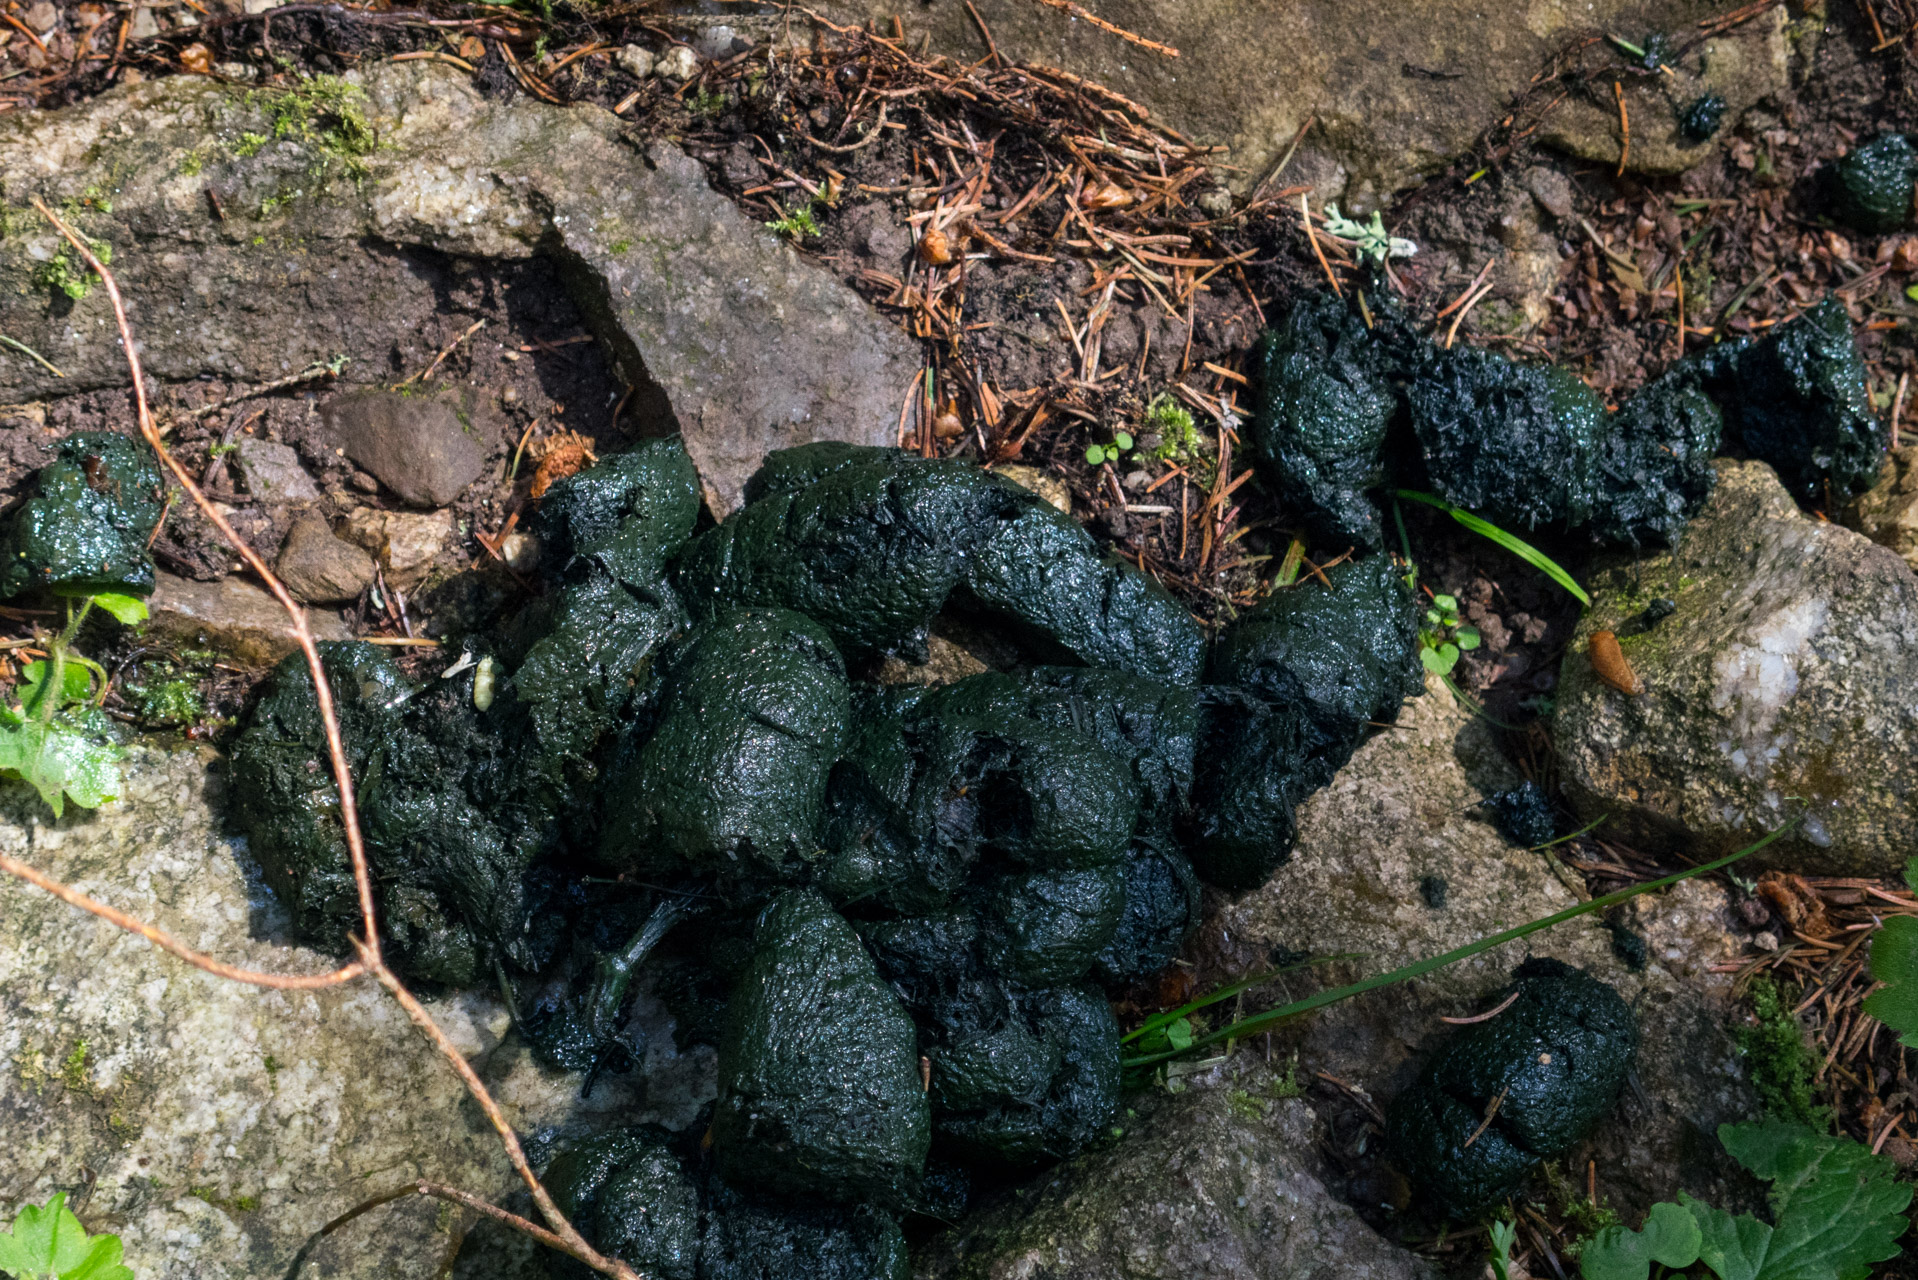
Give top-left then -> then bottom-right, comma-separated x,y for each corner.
1085,431 -> 1134,467
1395,490 -> 1591,607
0,1193 -> 133,1280
764,200 -> 823,241
1321,204 -> 1417,266
1418,592 -> 1480,676
1862,857 -> 1918,1047
1488,1218 -> 1520,1280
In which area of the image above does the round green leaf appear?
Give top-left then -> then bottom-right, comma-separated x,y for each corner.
1085,445 -> 1106,465
1456,626 -> 1481,651
1113,431 -> 1134,452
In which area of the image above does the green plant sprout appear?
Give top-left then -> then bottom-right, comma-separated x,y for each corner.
1085,431 -> 1133,467
34,238 -> 112,302
1321,203 -> 1417,265
1488,1218 -> 1520,1280
0,593 -> 143,817
0,1193 -> 133,1280
1863,857 -> 1918,1048
764,200 -> 823,241
1418,592 -> 1480,676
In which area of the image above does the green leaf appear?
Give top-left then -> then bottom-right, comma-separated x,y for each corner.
0,1193 -> 130,1280
1112,431 -> 1134,452
1489,1219 -> 1519,1280
1164,1018 -> 1194,1051
1456,626 -> 1481,651
1581,1202 -> 1702,1279
1419,645 -> 1448,673
1085,445 -> 1106,465
1395,489 -> 1591,606
1432,594 -> 1457,611
1907,283 -> 1918,305
0,706 -> 122,819
1865,916 -> 1918,1048
1903,858 -> 1918,895
90,593 -> 148,625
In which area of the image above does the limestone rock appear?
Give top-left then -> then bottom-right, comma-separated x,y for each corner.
0,748 -> 713,1280
990,463 -> 1071,514
616,44 -> 655,80
145,570 -> 348,666
275,511 -> 375,604
1557,460 -> 1918,878
233,438 -> 319,503
342,507 -> 455,593
321,390 -> 492,508
0,62 -> 920,514
916,1059 -> 1433,1280
1842,444 -> 1918,574
1203,671 -> 1757,1217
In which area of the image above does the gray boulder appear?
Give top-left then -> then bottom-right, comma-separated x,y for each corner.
916,1058 -> 1433,1280
1204,671 -> 1759,1218
1558,460 -> 1918,879
0,62 -> 920,513
275,511 -> 375,604
145,570 -> 349,666
234,438 -> 320,503
0,748 -> 713,1280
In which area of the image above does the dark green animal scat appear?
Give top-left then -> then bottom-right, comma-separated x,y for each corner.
1093,837 -> 1201,983
534,437 -> 702,588
0,430 -> 166,599
980,865 -> 1125,986
1830,132 -> 1918,233
546,1129 -> 701,1280
713,891 -> 931,1207
1410,345 -> 1607,532
229,643 -> 411,954
1678,94 -> 1727,142
1712,297 -> 1887,503
513,569 -> 685,776
676,444 -> 1204,683
1479,780 -> 1556,848
960,501 -> 1204,684
601,609 -> 850,881
1185,688 -> 1337,892
932,983 -> 1122,1169
1208,554 -> 1423,748
1589,366 -> 1723,547
1006,667 -> 1199,839
673,446 -> 1023,663
1386,958 -> 1637,1218
699,1196 -> 910,1280
1249,293 -> 1398,549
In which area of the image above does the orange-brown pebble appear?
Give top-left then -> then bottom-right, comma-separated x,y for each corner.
1589,630 -> 1643,695
918,225 -> 953,266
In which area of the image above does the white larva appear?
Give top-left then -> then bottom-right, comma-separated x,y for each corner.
473,656 -> 498,711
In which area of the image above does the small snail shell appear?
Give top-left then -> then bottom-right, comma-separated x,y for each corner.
1588,631 -> 1642,695
473,656 -> 498,711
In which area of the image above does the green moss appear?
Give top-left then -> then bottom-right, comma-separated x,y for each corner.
177,150 -> 205,178
61,1040 -> 89,1091
1737,976 -> 1831,1129
33,240 -> 110,301
124,660 -> 208,728
1228,1088 -> 1268,1121
609,238 -> 633,255
1139,394 -> 1200,463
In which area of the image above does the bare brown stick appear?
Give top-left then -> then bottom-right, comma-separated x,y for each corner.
32,195 -> 383,963
1026,0 -> 1179,57
1613,80 -> 1629,177
28,197 -> 639,1280
1299,195 -> 1342,298
400,317 -> 487,386
1438,990 -> 1521,1025
415,1182 -> 575,1254
0,851 -> 363,990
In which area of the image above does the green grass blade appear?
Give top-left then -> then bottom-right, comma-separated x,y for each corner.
1123,821 -> 1797,1068
1394,489 -> 1591,607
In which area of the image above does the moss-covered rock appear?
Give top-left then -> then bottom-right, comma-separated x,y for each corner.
713,890 -> 931,1207
1386,958 -> 1636,1217
1830,132 -> 1918,233
0,430 -> 166,599
600,609 -> 850,882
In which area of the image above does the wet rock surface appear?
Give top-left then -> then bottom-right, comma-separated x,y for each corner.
915,1058 -> 1434,1280
0,61 -> 920,512
1557,459 -> 1918,878
0,748 -> 716,1280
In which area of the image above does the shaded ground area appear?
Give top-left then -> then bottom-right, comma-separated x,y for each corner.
6,0 -> 1918,1274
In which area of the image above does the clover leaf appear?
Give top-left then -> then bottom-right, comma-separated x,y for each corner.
0,1194 -> 133,1280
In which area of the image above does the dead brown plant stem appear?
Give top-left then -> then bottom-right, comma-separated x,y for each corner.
1024,0 -> 1179,57
25,196 -> 639,1280
1614,80 -> 1629,177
